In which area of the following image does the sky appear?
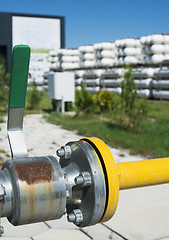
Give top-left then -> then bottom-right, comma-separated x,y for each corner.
1,0 -> 169,48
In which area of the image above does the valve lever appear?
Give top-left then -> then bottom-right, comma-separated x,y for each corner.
7,45 -> 30,159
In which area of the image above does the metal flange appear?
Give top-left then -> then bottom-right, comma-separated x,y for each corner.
59,140 -> 106,227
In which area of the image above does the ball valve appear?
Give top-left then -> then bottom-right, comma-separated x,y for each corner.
0,45 -> 169,236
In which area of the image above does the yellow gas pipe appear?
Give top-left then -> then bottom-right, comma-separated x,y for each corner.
83,137 -> 169,223
116,158 -> 169,190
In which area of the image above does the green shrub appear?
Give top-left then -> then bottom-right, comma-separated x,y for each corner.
0,112 -> 3,124
26,82 -> 42,110
120,65 -> 148,131
75,84 -> 96,116
96,90 -> 113,112
111,92 -> 121,113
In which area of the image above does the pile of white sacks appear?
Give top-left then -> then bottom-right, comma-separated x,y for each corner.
48,34 -> 169,71
75,68 -> 169,99
48,49 -> 79,71
79,45 -> 95,68
94,42 -> 116,67
115,38 -> 142,66
141,34 -> 169,64
47,34 -> 169,99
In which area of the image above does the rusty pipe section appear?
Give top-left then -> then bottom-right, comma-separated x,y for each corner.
0,156 -> 66,225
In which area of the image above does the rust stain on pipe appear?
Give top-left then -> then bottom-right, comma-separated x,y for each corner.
14,162 -> 52,184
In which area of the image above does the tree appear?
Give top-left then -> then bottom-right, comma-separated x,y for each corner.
75,84 -> 95,117
26,81 -> 42,110
120,65 -> 148,131
0,55 -> 10,112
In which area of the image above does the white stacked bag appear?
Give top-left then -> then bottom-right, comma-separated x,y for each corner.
48,51 -> 60,71
152,68 -> 169,99
58,49 -> 79,70
132,68 -> 154,98
48,49 -> 79,71
94,42 -> 116,68
141,34 -> 169,65
29,53 -> 49,88
78,45 -> 95,68
100,69 -> 125,94
75,70 -> 84,88
75,70 -> 103,93
115,38 -> 142,66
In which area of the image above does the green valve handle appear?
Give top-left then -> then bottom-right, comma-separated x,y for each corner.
7,45 -> 31,159
9,45 -> 30,108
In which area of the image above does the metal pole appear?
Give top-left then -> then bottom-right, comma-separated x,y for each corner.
61,96 -> 65,113
116,157 -> 169,190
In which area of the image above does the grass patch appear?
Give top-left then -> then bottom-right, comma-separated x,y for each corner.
45,100 -> 169,158
31,49 -> 52,53
25,91 -> 52,114
0,90 -> 52,116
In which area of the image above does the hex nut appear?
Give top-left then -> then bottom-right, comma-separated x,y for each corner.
67,209 -> 83,223
64,146 -> 72,159
75,171 -> 91,187
56,145 -> 72,159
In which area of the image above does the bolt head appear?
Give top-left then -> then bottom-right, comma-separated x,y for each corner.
0,226 -> 4,235
67,212 -> 76,222
75,175 -> 84,185
0,185 -> 6,200
56,148 -> 65,157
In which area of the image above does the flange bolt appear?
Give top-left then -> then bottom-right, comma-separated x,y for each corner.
67,209 -> 83,223
75,171 -> 91,187
0,184 -> 6,200
56,145 -> 72,159
0,226 -> 4,236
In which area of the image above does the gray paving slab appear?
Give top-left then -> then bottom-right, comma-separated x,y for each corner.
83,223 -> 125,240
32,228 -> 91,240
104,184 -> 169,240
1,218 -> 48,238
45,215 -> 77,229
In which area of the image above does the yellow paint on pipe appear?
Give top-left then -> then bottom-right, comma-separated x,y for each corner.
116,158 -> 169,190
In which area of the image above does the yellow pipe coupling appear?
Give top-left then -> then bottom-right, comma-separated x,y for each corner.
82,137 -> 119,223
